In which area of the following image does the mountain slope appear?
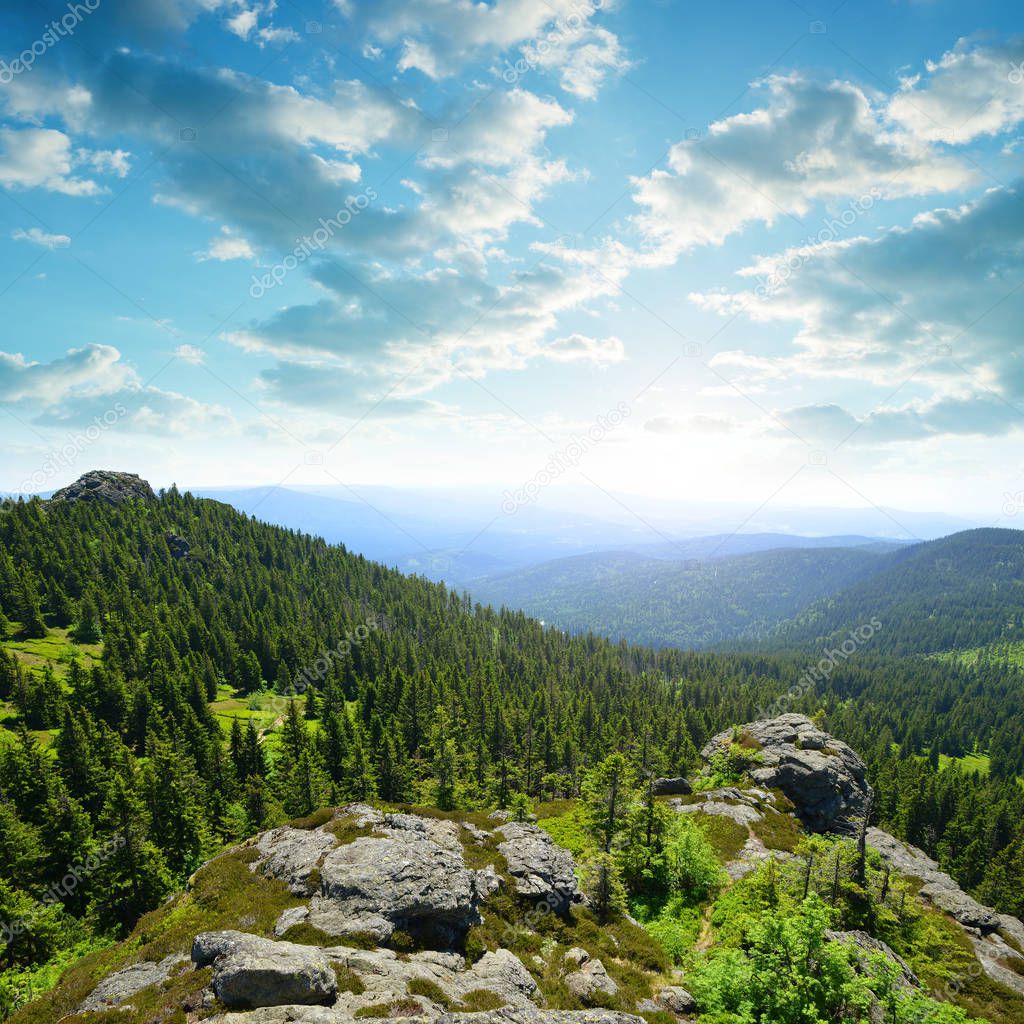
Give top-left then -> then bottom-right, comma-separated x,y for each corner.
762,528 -> 1024,655
468,545 -> 891,648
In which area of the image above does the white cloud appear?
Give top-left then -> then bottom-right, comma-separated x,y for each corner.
358,0 -> 626,97
0,127 -> 103,195
196,226 -> 255,262
174,344 -> 206,364
11,227 -> 71,249
888,39 -> 1024,144
630,74 -> 972,260
693,181 -> 1024,442
0,343 -> 233,434
522,25 -> 630,100
541,333 -> 625,366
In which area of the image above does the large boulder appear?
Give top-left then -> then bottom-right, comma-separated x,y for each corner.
50,470 -> 156,506
207,1010 -> 646,1024
193,931 -> 336,1009
497,823 -> 579,908
564,959 -> 618,1005
77,954 -> 188,1013
701,714 -> 871,833
651,777 -> 692,796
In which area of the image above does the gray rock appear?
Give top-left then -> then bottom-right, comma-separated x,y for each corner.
651,778 -> 692,796
309,830 -> 482,942
253,825 -> 337,895
77,954 -> 188,1013
968,930 -> 1024,998
826,930 -> 918,989
701,714 -> 871,833
497,823 -> 579,908
654,986 -> 697,1014
676,801 -> 762,827
193,931 -> 336,1009
208,1009 -> 645,1024
564,959 -> 617,1004
563,948 -> 590,968
865,829 -> 999,931
50,470 -> 157,506
458,949 -> 541,1007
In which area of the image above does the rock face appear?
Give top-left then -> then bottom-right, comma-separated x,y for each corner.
564,959 -> 618,1004
865,829 -> 999,931
651,777 -> 692,796
207,1010 -> 646,1024
865,828 -> 1024,997
653,986 -> 696,1015
826,930 -> 918,989
701,714 -> 871,833
50,470 -> 156,506
195,931 -> 337,1009
76,954 -> 188,1013
496,823 -> 579,908
251,806 -> 496,945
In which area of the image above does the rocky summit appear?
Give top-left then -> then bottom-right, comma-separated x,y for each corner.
49,469 -> 157,506
16,716 -> 1024,1024
700,713 -> 872,833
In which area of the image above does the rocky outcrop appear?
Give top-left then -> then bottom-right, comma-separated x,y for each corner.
826,930 -> 918,989
496,823 -> 579,908
865,829 -> 999,931
651,777 -> 692,796
206,1010 -> 646,1024
564,959 -> 618,1004
76,954 -> 188,1013
50,470 -> 157,506
865,828 -> 1024,997
652,986 -> 696,1015
700,714 -> 871,833
194,931 -> 337,1009
166,531 -> 191,558
251,807 -> 497,945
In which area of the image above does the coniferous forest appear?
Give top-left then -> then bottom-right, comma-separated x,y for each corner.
0,485 -> 1022,1012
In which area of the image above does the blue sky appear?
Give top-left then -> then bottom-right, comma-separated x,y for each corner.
1,0 -> 1024,528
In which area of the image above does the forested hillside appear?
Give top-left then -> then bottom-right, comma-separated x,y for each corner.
469,546 -> 889,648
762,529 -> 1024,655
0,479 -> 1023,1013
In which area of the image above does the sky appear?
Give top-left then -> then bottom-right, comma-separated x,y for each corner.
1,0 -> 1024,535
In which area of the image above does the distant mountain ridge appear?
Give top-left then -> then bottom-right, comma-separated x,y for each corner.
758,527 -> 1024,656
467,544 -> 896,649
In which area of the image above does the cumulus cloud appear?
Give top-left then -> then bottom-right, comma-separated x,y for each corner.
888,38 -> 1024,143
11,227 -> 71,249
356,0 -> 626,96
630,74 -> 972,260
541,333 -> 625,366
0,128 -> 105,196
0,343 -> 232,434
694,181 -> 1024,442
196,227 -> 255,262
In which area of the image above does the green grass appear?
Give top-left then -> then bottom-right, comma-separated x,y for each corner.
690,812 -> 748,863
536,805 -> 594,858
938,752 -> 991,776
9,846 -> 303,1024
